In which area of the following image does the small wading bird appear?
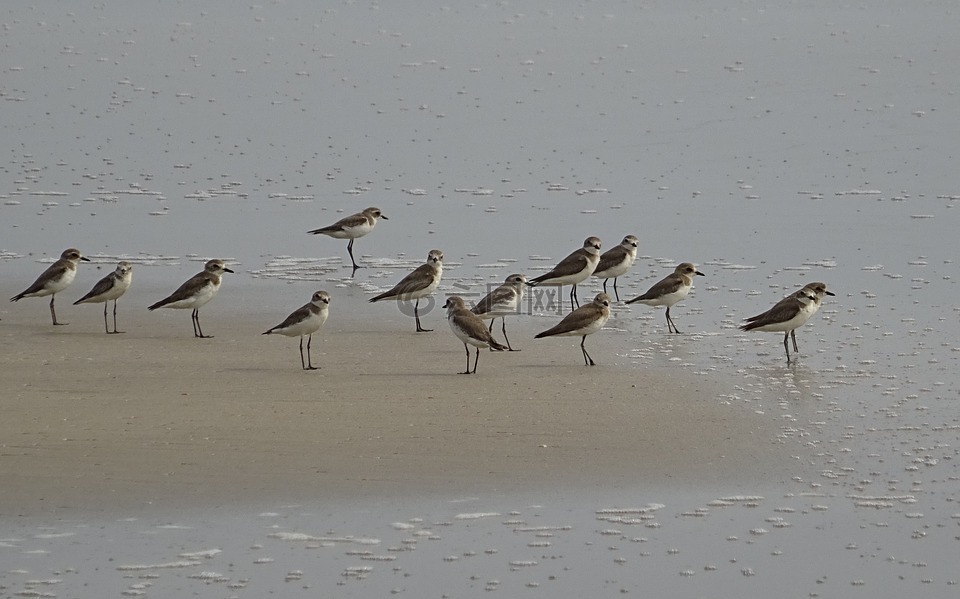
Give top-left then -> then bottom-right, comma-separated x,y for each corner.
444,295 -> 507,374
526,236 -> 602,312
625,262 -> 704,334
534,292 -> 612,366
10,248 -> 90,326
307,207 -> 387,275
592,235 -> 638,302
148,259 -> 234,338
369,249 -> 443,332
471,273 -> 527,351
73,261 -> 133,334
263,290 -> 331,370
740,282 -> 835,364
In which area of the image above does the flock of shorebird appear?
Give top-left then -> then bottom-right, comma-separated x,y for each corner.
8,206 -> 834,372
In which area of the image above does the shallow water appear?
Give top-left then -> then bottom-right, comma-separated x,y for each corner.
2,0 -> 959,596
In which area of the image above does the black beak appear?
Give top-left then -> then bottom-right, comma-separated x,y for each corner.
223,267 -> 235,273
695,271 -> 705,276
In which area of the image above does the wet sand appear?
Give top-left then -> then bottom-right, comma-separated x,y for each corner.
0,281 -> 781,517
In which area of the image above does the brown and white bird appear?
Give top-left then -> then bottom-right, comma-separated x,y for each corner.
471,273 -> 526,351
625,262 -> 704,334
263,290 -> 331,370
534,292 -> 612,366
73,261 -> 133,334
527,236 -> 602,312
147,259 -> 234,338
10,248 -> 90,325
444,295 -> 508,374
592,235 -> 638,302
369,249 -> 443,332
740,282 -> 834,364
307,207 -> 387,275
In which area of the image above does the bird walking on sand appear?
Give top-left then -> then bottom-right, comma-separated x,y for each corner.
73,261 -> 133,334
147,259 -> 234,338
369,249 -> 443,332
740,282 -> 834,364
534,292 -> 612,366
10,248 -> 90,325
263,290 -> 331,370
307,207 -> 387,275
526,236 -> 602,312
592,235 -> 638,302
444,295 -> 507,374
471,273 -> 526,350
625,262 -> 704,334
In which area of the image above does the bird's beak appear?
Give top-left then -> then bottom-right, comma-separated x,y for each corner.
80,256 -> 91,262
223,267 -> 235,273
825,290 -> 835,296
695,271 -> 705,276
380,215 -> 388,220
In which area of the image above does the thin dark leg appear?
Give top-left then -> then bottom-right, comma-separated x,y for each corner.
502,318 -> 517,351
472,347 -> 480,373
193,308 -> 212,338
305,334 -> 318,370
602,279 -> 609,294
580,335 -> 596,366
782,332 -> 791,364
347,239 -> 360,276
299,336 -> 307,370
790,329 -> 799,353
109,300 -> 123,334
665,307 -> 681,334
102,302 -> 109,333
569,285 -> 579,312
460,343 -> 471,374
415,299 -> 432,332
612,277 -> 620,302
50,295 -> 66,325
488,319 -> 494,332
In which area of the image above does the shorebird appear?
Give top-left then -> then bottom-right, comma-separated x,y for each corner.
307,207 -> 387,275
444,295 -> 508,374
740,282 -> 835,364
369,249 -> 443,332
527,236 -> 602,312
73,261 -> 133,334
10,248 -> 90,325
471,273 -> 526,351
263,290 -> 331,370
534,292 -> 612,366
625,262 -> 704,334
147,259 -> 234,338
592,234 -> 638,301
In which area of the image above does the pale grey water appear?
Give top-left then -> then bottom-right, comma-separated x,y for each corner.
2,1 -> 959,597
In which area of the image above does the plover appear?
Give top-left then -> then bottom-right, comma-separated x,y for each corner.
73,261 -> 133,334
10,248 -> 90,325
307,206 -> 387,275
592,235 -> 638,301
444,295 -> 508,374
534,292 -> 612,366
740,282 -> 835,364
369,249 -> 443,332
625,262 -> 704,334
263,290 -> 331,370
527,236 -> 602,312
471,273 -> 526,351
147,259 -> 234,338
